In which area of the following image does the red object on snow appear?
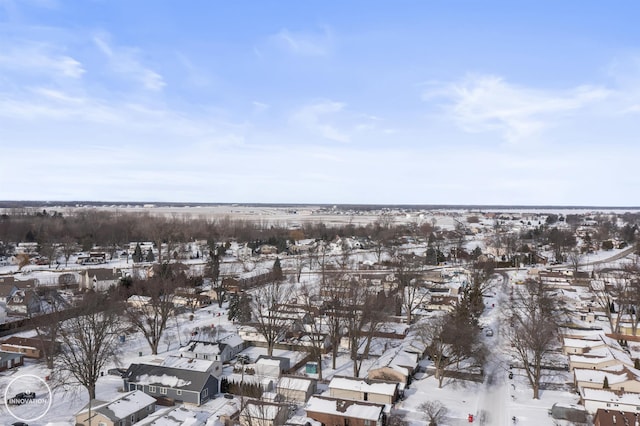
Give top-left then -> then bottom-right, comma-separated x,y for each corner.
468,414 -> 474,422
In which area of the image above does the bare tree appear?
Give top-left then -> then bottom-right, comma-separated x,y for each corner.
59,236 -> 77,267
418,400 -> 449,426
321,274 -> 348,370
504,279 -> 560,399
248,280 -> 290,356
568,249 -> 583,280
416,312 -> 484,388
393,254 -> 426,324
56,294 -> 124,399
33,290 -> 69,369
298,284 -> 328,380
126,271 -> 180,355
590,274 -> 629,335
206,243 -> 225,307
343,278 -> 387,377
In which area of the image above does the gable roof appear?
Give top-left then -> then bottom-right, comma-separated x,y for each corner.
126,363 -> 213,393
306,396 -> 385,421
77,390 -> 155,422
328,376 -> 398,396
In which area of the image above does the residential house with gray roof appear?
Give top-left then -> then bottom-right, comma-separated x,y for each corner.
124,363 -> 218,406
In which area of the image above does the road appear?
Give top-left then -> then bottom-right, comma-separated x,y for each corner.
475,273 -> 514,426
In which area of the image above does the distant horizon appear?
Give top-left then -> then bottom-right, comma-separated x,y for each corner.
2,200 -> 640,211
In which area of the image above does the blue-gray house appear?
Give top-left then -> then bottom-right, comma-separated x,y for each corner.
124,363 -> 218,406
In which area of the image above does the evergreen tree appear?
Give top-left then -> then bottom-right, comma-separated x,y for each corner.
273,257 -> 283,281
145,248 -> 155,262
603,375 -> 609,389
132,243 -> 143,262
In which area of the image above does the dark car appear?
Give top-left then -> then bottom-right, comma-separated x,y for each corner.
107,368 -> 128,377
8,391 -> 36,405
12,422 -> 29,426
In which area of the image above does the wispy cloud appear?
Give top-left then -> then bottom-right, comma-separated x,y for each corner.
290,100 -> 350,142
93,32 -> 165,91
426,74 -> 610,143
269,27 -> 333,56
0,42 -> 84,78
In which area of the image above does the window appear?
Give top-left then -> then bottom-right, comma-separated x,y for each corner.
129,384 -> 136,392
364,421 -> 372,426
202,388 -> 208,397
98,423 -> 107,426
131,415 -> 135,422
160,387 -> 167,395
363,392 -> 368,401
149,386 -> 156,393
176,390 -> 182,396
202,355 -> 209,360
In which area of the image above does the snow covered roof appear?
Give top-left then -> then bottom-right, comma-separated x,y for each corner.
574,367 -> 640,385
76,390 -> 156,422
328,376 -> 397,396
242,400 -> 285,420
160,355 -> 215,372
180,341 -> 221,355
134,405 -> 209,426
306,396 -> 385,421
126,363 -> 214,392
219,333 -> 244,348
581,388 -> 640,405
277,376 -> 314,392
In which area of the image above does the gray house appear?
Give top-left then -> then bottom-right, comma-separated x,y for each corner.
75,390 -> 156,426
124,363 -> 218,406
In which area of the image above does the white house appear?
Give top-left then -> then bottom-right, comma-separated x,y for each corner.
580,388 -> 640,414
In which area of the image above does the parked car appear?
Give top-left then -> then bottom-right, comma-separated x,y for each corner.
485,328 -> 494,337
107,368 -> 128,377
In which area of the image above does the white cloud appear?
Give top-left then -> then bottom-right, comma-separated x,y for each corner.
290,101 -> 350,143
93,32 -> 165,91
270,27 -> 333,56
428,74 -> 610,143
0,43 -> 85,78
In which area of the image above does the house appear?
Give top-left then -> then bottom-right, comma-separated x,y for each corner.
305,395 -> 386,426
255,356 -> 290,378
569,346 -> 634,371
328,376 -> 399,405
179,333 -> 246,363
75,390 -> 156,426
127,295 -> 151,309
5,289 -> 41,316
367,346 -> 419,386
80,268 -> 120,292
124,363 -> 218,406
563,334 -> 619,355
239,399 -> 289,426
574,365 -> 640,393
134,405 -> 209,425
580,388 -> 640,414
0,336 -> 52,359
276,376 -> 317,404
0,351 -> 24,371
594,408 -> 640,426
0,282 -> 19,305
160,354 -> 223,379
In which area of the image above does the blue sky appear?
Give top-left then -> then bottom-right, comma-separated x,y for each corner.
1,0 -> 640,205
